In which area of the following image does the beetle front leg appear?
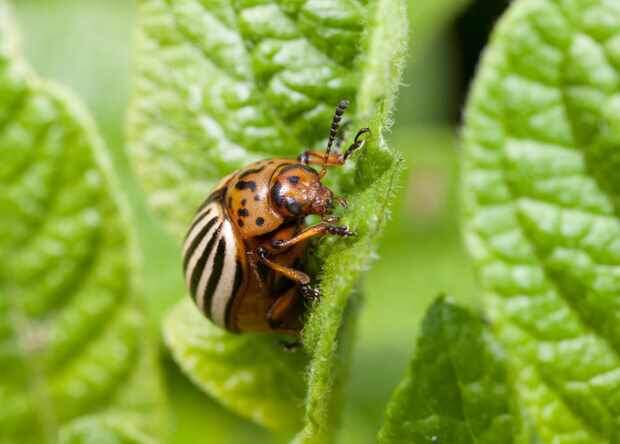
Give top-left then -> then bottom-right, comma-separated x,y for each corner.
266,286 -> 300,329
270,222 -> 354,250
266,283 -> 320,330
297,150 -> 345,166
257,247 -> 311,285
343,127 -> 370,160
298,127 -> 371,166
257,247 -> 321,299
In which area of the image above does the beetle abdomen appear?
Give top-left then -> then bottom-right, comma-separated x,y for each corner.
183,197 -> 246,330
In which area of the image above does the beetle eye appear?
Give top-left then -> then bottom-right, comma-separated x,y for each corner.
285,197 -> 301,215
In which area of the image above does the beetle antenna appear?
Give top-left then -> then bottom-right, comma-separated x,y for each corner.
322,99 -> 349,177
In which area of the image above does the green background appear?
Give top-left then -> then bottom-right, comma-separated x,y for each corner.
12,0 -> 484,442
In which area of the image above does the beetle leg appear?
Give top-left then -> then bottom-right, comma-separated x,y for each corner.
266,287 -> 300,329
321,214 -> 340,224
245,249 -> 268,292
343,127 -> 371,160
271,222 -> 354,250
257,247 -> 311,285
267,285 -> 320,330
297,127 -> 370,166
297,149 -> 345,166
300,284 -> 321,300
280,340 -> 302,352
334,196 -> 348,208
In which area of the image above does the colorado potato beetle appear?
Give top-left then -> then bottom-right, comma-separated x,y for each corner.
183,100 -> 369,335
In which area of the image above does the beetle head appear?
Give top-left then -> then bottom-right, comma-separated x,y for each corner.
271,164 -> 334,218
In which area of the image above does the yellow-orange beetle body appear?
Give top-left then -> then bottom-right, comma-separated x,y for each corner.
182,100 -> 368,334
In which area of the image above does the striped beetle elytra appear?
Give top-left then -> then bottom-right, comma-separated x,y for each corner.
183,100 -> 369,335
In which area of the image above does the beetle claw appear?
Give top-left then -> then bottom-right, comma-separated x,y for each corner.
280,340 -> 301,352
327,225 -> 354,237
322,214 -> 340,224
335,196 -> 348,208
272,239 -> 286,249
300,284 -> 321,300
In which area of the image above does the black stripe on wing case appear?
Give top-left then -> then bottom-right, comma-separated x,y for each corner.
189,223 -> 223,300
194,186 -> 226,214
184,208 -> 213,241
203,237 -> 227,315
225,260 -> 244,328
183,216 -> 218,272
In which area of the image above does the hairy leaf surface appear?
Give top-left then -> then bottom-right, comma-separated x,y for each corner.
130,0 -> 407,440
462,0 -> 620,441
164,299 -> 307,432
0,2 -> 162,442
379,298 -> 520,444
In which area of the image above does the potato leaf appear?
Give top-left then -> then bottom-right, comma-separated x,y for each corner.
0,1 -> 163,443
129,0 -> 407,440
462,0 -> 620,441
378,298 -> 522,444
164,299 -> 307,432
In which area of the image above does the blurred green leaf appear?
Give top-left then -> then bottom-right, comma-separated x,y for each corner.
129,0 -> 364,237
396,0 -> 471,127
0,1 -> 163,442
462,0 -> 620,441
378,298 -> 521,444
130,0 -> 406,441
409,0 -> 470,51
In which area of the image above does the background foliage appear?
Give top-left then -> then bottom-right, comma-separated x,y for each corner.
6,0 -> 617,443
5,0 -> 473,442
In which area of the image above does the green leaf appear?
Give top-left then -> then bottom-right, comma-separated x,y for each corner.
378,298 -> 521,444
129,0 -> 362,237
129,0 -> 407,440
462,0 -> 620,442
0,2 -> 163,442
296,2 -> 407,441
164,299 -> 307,432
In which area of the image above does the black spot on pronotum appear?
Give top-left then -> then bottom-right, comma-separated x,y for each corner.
238,208 -> 249,217
235,180 -> 257,192
254,194 -> 261,201
256,217 -> 264,226
241,198 -> 247,206
288,176 -> 300,185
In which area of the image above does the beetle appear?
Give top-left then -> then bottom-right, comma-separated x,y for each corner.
182,100 -> 369,335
